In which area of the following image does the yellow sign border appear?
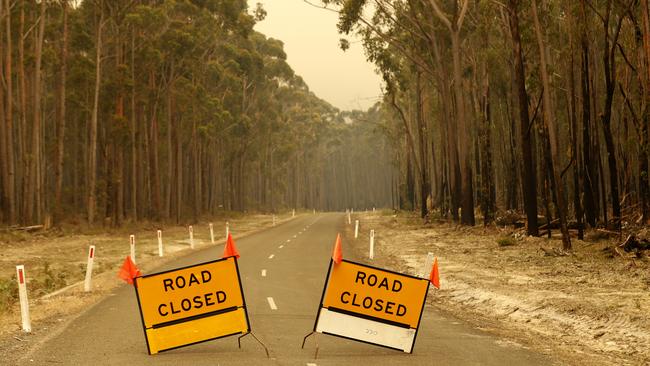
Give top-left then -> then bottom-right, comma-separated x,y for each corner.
134,257 -> 250,354
312,259 -> 430,353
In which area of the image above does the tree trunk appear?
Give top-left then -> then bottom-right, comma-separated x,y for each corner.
531,0 -> 572,250
3,0 -> 16,224
54,0 -> 69,226
451,30 -> 475,226
87,5 -> 104,224
508,0 -> 538,235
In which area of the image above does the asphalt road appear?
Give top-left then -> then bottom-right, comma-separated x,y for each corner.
24,213 -> 555,365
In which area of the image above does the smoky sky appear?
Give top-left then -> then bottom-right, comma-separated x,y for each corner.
251,0 -> 382,111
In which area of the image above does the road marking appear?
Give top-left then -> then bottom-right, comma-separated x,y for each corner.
261,269 -> 267,277
267,297 -> 277,310
268,254 -> 275,259
279,245 -> 284,249
307,364 -> 317,366
293,234 -> 297,238
286,239 -> 291,242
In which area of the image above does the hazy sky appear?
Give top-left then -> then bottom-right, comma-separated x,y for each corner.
250,1 -> 383,111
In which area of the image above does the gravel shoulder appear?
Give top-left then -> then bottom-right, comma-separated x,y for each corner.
0,212 -> 295,361
343,211 -> 650,366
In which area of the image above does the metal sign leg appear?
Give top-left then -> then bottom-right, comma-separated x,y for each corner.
301,331 -> 319,359
237,332 -> 270,358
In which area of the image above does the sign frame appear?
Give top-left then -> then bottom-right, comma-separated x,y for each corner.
311,259 -> 430,353
133,256 -> 250,355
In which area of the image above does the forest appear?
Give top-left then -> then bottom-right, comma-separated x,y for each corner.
314,0 -> 650,250
2,0 -> 650,253
0,0 -> 393,228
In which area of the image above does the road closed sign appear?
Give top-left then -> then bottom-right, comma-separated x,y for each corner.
313,260 -> 429,353
134,257 -> 249,354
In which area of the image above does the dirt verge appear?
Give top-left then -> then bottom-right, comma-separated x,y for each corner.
0,212 -> 295,362
343,210 -> 650,366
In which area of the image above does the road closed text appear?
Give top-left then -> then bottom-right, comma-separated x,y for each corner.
135,258 -> 244,328
322,261 -> 429,328
339,271 -> 407,317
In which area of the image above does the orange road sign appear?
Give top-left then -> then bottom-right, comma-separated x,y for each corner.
313,259 -> 430,353
322,260 -> 428,328
134,257 -> 249,354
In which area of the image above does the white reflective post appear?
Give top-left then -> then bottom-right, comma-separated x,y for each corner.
421,252 -> 435,278
16,265 -> 31,332
354,220 -> 359,239
157,230 -> 163,257
129,235 -> 136,263
189,225 -> 194,249
209,223 -> 215,244
226,222 -> 230,238
369,230 -> 375,259
84,245 -> 96,292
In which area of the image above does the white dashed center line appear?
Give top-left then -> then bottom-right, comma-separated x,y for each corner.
267,297 -> 278,310
293,234 -> 297,238
279,245 -> 284,249
268,254 -> 275,259
307,363 -> 317,366
261,269 -> 267,277
286,239 -> 291,242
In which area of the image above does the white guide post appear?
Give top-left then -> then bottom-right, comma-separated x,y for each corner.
84,245 -> 96,292
16,265 -> 31,332
421,252 -> 435,278
157,230 -> 163,257
347,210 -> 351,225
369,230 -> 375,260
226,222 -> 230,238
292,209 -> 295,217
373,207 -> 376,212
209,223 -> 215,244
354,220 -> 359,239
130,234 -> 136,264
189,225 -> 194,249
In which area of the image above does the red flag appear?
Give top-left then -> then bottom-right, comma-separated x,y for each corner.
332,233 -> 343,264
118,256 -> 141,285
429,257 -> 440,289
222,233 -> 240,259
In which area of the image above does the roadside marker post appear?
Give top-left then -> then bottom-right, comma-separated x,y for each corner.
303,259 -> 430,354
157,230 -> 163,257
354,220 -> 359,239
369,230 -> 375,260
16,265 -> 31,332
292,209 -> 296,218
209,223 -> 215,244
189,225 -> 194,249
421,253 -> 435,278
226,222 -> 230,238
84,245 -> 96,292
130,235 -> 136,264
347,210 -> 351,225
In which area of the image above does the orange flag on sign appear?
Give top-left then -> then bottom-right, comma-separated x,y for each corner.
429,257 -> 440,289
222,233 -> 240,259
118,256 -> 141,285
332,233 -> 343,264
